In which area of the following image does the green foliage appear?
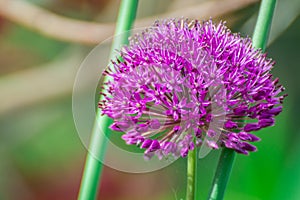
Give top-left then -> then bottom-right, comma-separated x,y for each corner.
0,99 -> 83,176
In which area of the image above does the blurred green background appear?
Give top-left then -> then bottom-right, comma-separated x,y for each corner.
0,0 -> 299,199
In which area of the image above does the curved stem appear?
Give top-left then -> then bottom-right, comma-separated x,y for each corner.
186,148 -> 197,200
77,1 -> 139,200
207,0 -> 277,199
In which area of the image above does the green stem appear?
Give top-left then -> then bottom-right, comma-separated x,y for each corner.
186,148 -> 197,200
77,1 -> 139,200
252,0 -> 277,50
207,148 -> 236,200
207,0 -> 277,200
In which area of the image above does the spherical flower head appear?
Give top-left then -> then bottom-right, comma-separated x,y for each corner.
99,19 -> 286,160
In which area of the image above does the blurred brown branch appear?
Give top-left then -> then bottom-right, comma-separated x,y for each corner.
0,48 -> 84,114
0,0 -> 258,45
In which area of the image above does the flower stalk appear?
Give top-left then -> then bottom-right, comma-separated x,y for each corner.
252,0 -> 277,50
186,148 -> 197,200
207,0 -> 277,199
77,1 -> 139,200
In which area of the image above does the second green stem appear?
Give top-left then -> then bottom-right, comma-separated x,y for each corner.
207,148 -> 236,200
206,0 -> 277,200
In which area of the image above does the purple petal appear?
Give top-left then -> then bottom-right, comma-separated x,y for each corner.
224,120 -> 238,129
252,90 -> 266,101
189,142 -> 195,150
235,148 -> 249,155
233,106 -> 248,116
141,139 -> 152,149
144,151 -> 155,161
173,93 -> 179,104
173,125 -> 181,132
207,129 -> 216,137
238,132 -> 260,142
244,123 -> 261,132
136,123 -> 149,132
162,142 -> 176,155
149,119 -> 161,129
165,109 -> 173,116
227,133 -> 239,142
267,106 -> 282,115
259,118 -> 275,128
240,142 -> 257,152
207,140 -> 219,149
173,111 -> 179,121
179,98 -> 187,107
148,140 -> 161,151
224,141 -> 237,149
180,147 -> 189,157
194,128 -> 202,138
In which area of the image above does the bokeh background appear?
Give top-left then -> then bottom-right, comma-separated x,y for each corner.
0,0 -> 299,199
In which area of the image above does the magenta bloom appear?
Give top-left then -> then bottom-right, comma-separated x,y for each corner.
99,19 -> 286,159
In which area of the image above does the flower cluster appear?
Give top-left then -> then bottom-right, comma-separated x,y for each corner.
99,19 -> 286,159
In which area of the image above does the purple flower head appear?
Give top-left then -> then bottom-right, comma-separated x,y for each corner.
99,19 -> 286,159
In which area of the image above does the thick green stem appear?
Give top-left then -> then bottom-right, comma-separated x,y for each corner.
207,148 -> 236,200
207,0 -> 277,200
186,148 -> 197,200
77,1 -> 139,200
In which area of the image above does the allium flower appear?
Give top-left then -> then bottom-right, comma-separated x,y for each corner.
99,19 -> 286,159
